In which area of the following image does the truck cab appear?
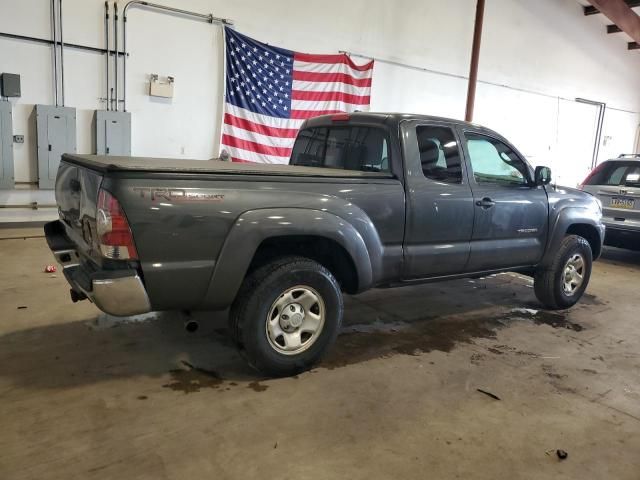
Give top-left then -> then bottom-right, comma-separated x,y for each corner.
290,113 -> 599,280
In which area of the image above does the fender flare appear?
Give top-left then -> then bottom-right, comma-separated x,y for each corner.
540,206 -> 604,268
201,208 -> 378,309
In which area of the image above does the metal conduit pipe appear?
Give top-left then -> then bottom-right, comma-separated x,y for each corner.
0,31 -> 122,56
105,2 -> 110,110
122,0 -> 233,112
50,0 -> 59,106
114,2 -> 119,111
59,0 -> 66,106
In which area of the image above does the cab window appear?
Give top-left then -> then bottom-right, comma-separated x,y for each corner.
290,127 -> 390,173
465,133 -> 530,186
416,126 -> 462,184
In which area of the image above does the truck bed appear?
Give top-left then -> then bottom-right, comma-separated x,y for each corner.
61,154 -> 393,178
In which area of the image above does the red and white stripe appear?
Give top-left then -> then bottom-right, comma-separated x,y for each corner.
221,53 -> 374,164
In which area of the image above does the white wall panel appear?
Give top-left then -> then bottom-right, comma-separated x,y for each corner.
0,0 -> 638,184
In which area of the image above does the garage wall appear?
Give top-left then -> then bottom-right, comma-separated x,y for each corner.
1,0 -> 639,186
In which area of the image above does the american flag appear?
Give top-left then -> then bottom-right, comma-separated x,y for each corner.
220,27 -> 374,164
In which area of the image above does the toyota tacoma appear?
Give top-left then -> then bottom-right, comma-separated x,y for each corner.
45,113 -> 605,376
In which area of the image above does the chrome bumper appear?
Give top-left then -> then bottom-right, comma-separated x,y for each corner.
91,274 -> 151,316
45,220 -> 151,317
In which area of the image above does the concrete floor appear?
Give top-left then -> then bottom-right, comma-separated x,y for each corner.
1,228 -> 639,479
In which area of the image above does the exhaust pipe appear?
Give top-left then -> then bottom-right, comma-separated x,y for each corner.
70,289 -> 87,303
184,319 -> 199,333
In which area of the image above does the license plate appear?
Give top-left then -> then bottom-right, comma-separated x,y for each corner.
610,197 -> 635,209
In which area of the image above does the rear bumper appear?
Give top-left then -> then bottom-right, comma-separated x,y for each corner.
44,220 -> 151,316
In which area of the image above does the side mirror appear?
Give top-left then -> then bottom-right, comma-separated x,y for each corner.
534,166 -> 552,186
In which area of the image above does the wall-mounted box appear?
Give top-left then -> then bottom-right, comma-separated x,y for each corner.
1,73 -> 21,98
0,101 -> 15,189
149,74 -> 174,98
95,110 -> 131,156
36,105 -> 76,189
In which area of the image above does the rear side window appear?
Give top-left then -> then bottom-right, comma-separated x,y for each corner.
585,162 -> 640,187
416,126 -> 462,184
290,127 -> 390,173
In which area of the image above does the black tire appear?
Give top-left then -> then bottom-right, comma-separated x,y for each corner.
534,235 -> 592,310
229,256 -> 343,377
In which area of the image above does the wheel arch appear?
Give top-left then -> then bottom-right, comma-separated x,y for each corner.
540,207 -> 604,268
201,208 -> 378,309
566,223 -> 602,260
247,235 -> 360,294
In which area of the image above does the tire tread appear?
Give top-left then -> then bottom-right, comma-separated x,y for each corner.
534,235 -> 592,310
229,256 -> 342,375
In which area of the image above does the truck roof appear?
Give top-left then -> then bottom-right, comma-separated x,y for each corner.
303,111 -> 501,137
304,111 -> 483,128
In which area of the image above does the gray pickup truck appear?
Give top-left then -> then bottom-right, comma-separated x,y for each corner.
45,113 -> 605,376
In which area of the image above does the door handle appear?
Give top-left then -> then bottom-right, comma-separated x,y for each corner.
475,197 -> 495,209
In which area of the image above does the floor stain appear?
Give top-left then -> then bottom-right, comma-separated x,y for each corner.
542,364 -> 567,380
248,381 -> 268,392
322,308 -> 585,369
323,314 -> 500,369
582,293 -> 607,306
531,311 -> 584,332
470,353 -> 486,365
162,360 -> 224,394
491,344 -> 540,357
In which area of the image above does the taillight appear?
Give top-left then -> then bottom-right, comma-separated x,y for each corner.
96,189 -> 138,260
578,163 -> 605,189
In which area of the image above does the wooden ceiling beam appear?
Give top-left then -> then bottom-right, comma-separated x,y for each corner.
584,0 -> 640,15
585,0 -> 640,45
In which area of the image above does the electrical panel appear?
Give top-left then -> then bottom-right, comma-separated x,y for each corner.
95,110 -> 131,156
0,101 -> 15,189
36,105 -> 76,189
0,73 -> 21,98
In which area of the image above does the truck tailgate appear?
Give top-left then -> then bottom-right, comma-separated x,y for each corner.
55,160 -> 103,256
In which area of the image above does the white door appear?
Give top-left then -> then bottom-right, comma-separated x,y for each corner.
554,100 -> 600,188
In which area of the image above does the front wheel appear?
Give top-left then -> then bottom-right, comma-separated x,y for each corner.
534,235 -> 593,310
229,256 -> 343,377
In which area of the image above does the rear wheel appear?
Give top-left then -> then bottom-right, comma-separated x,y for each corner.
534,235 -> 592,310
229,256 -> 343,377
